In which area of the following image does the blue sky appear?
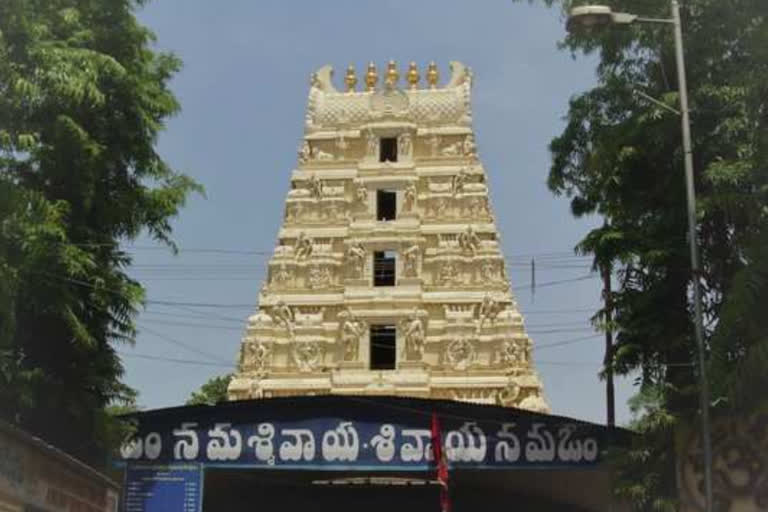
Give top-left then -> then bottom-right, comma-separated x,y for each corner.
124,0 -> 636,425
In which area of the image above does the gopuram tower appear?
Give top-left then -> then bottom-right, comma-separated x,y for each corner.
228,61 -> 549,413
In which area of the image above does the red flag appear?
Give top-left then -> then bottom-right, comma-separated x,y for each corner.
431,412 -> 451,512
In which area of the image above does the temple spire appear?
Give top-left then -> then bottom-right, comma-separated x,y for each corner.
229,61 -> 548,414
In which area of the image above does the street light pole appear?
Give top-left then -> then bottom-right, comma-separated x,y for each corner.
670,1 -> 713,509
566,2 -> 713,510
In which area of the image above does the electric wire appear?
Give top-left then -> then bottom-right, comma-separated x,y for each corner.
36,269 -> 614,362
535,334 -> 603,350
40,271 -> 602,310
137,324 -> 234,365
138,310 -> 600,330
139,319 -> 244,331
120,244 -> 593,260
118,350 -> 606,369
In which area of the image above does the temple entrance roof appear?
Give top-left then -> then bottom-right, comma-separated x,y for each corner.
119,394 -> 630,470
118,395 -> 631,511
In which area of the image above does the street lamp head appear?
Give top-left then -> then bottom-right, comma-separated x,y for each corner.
566,5 -> 614,32
566,5 -> 639,32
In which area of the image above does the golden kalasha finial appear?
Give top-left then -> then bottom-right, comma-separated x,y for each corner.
385,60 -> 399,87
365,61 -> 378,92
344,64 -> 357,92
406,61 -> 420,89
426,61 -> 439,89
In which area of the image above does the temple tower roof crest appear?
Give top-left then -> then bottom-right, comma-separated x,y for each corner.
305,61 -> 474,133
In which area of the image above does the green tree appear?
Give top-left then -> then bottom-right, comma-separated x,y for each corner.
513,0 -> 768,508
186,374 -> 233,406
0,0 -> 200,467
104,386 -> 141,456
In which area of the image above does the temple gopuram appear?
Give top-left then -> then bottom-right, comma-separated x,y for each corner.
227,60 -> 548,413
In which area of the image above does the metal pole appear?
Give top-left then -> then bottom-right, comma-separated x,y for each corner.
671,0 -> 713,510
602,263 -> 615,427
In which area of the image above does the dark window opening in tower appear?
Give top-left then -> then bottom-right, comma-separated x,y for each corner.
377,190 -> 397,221
380,137 -> 397,162
370,325 -> 396,369
373,250 -> 396,286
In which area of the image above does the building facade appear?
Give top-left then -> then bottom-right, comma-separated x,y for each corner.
228,60 -> 548,412
0,421 -> 119,512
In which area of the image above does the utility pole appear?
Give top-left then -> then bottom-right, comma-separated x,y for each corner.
566,3 -> 714,508
602,263 -> 615,427
671,1 -> 713,507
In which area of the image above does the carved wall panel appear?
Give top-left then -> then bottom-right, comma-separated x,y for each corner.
267,260 -> 342,292
291,341 -> 325,372
445,339 -> 476,370
240,340 -> 273,377
425,257 -> 507,290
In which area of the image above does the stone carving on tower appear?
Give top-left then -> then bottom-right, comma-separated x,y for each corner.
228,61 -> 549,412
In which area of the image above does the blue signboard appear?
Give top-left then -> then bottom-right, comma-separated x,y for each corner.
123,464 -> 202,512
116,396 -> 623,471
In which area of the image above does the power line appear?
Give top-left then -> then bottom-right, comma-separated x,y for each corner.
535,334 -> 603,350
160,302 -> 254,325
125,258 -> 592,267
34,271 -> 255,309
525,320 -> 596,328
125,246 -> 273,255
139,274 -> 596,309
133,277 -> 264,282
137,324 -> 233,365
147,299 -> 255,309
527,327 -> 596,335
138,312 -> 596,331
140,310 -> 246,324
119,350 -> 605,370
519,308 -> 597,314
126,264 -> 591,273
127,263 -> 592,273
535,361 -> 601,367
140,318 -> 244,331
118,351 -> 235,368
512,274 -> 598,291
122,245 -> 592,260
136,321 -> 597,341
139,304 -> 595,329
38,269 -> 603,332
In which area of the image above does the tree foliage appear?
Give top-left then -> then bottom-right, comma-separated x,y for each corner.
186,374 -> 232,406
0,0 -> 200,467
514,0 -> 768,508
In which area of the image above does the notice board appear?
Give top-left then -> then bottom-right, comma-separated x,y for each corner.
123,464 -> 202,512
